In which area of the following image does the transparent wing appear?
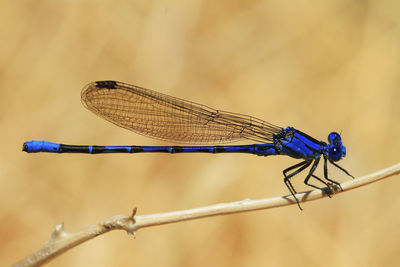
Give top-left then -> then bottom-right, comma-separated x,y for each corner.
81,80 -> 283,144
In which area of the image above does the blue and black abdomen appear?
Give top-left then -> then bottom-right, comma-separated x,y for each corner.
22,140 -> 279,155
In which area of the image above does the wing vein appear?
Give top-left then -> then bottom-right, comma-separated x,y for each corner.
81,81 -> 283,144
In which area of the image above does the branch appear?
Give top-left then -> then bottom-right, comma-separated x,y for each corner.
13,162 -> 400,267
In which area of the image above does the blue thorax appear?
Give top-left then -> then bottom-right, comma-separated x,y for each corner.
273,127 -> 346,161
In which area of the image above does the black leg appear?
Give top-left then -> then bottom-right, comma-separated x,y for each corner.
310,174 -> 332,197
283,160 -> 309,194
283,160 -> 309,177
282,160 -> 312,210
303,158 -> 335,197
303,158 -> 327,192
283,160 -> 311,195
323,157 -> 343,191
329,158 -> 354,178
310,174 -> 328,187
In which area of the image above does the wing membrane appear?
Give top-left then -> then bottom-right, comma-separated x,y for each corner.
81,80 -> 283,144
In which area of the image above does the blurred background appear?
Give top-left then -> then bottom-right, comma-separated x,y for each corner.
2,0 -> 400,266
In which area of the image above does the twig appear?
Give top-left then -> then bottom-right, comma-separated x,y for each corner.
13,163 -> 400,267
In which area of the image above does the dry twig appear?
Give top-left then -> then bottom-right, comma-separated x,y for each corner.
13,162 -> 400,267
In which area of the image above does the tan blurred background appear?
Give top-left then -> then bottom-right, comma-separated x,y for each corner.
2,0 -> 400,266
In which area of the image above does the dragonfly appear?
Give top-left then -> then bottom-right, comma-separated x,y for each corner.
23,80 -> 353,209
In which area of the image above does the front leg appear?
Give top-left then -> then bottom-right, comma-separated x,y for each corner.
328,157 -> 354,178
310,174 -> 333,197
323,156 -> 343,191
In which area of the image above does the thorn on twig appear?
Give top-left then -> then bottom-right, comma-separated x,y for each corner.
48,223 -> 67,242
126,207 -> 138,238
131,207 -> 137,223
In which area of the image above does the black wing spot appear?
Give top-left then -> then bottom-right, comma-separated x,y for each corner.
95,80 -> 117,89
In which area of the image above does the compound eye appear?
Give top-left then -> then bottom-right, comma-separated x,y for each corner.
328,132 -> 341,145
329,146 -> 342,161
